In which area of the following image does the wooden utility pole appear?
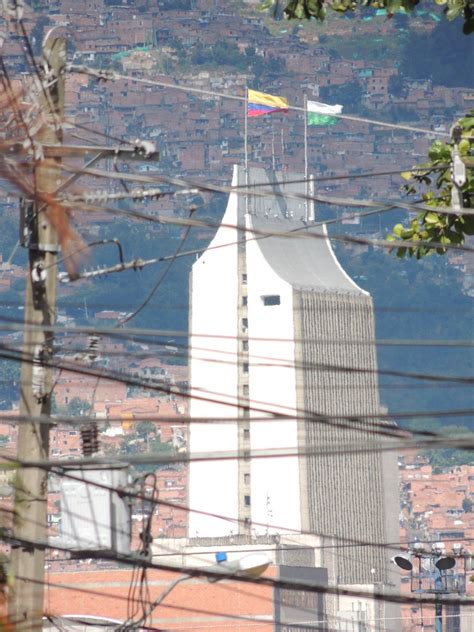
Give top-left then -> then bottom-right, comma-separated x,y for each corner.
9,35 -> 65,630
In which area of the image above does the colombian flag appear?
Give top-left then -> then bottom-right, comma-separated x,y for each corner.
247,89 -> 288,117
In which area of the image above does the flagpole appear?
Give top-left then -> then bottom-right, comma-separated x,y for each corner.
271,120 -> 276,172
304,92 -> 308,222
281,128 -> 285,168
244,87 -> 249,215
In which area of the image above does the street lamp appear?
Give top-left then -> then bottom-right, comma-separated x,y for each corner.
391,554 -> 413,572
392,543 -> 468,632
121,552 -> 271,630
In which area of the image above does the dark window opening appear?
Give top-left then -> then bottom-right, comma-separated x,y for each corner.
243,362 -> 249,373
244,495 -> 251,506
244,473 -> 250,485
262,295 -> 281,306
243,428 -> 250,439
242,339 -> 249,351
242,296 -> 248,306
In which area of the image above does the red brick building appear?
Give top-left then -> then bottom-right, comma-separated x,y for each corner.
43,567 -> 277,630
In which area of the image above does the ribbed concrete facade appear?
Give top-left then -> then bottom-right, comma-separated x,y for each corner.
188,165 -> 399,595
297,290 -> 388,584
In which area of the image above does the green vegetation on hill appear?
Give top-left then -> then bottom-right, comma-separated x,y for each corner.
409,419 -> 474,468
400,18 -> 474,85
190,42 -> 280,79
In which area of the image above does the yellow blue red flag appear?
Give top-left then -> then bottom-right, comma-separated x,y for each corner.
247,89 -> 288,117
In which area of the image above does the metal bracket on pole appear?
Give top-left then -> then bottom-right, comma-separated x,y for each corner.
450,125 -> 466,214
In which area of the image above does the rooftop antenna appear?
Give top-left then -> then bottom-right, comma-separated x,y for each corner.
266,493 -> 273,535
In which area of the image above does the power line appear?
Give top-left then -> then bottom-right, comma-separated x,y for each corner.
0,297 -> 469,314
8,533 -> 474,608
2,452 -> 473,559
1,336 -> 471,391
52,190 -> 474,286
117,207 -> 196,327
6,497 -> 471,584
2,574 -> 383,632
0,345 -> 471,445
67,64 -> 451,139
0,326 -> 474,350
62,161 -> 474,219
3,430 -> 473,472
1,316 -> 472,348
229,165 -> 451,187
72,159 -> 428,190
54,211 -> 474,283
2,404 -> 472,426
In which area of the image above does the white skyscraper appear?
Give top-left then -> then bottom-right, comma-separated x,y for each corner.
187,165 -> 399,588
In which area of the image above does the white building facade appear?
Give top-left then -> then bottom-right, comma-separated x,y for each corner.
188,166 -> 399,596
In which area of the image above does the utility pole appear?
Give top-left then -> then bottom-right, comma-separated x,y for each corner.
9,35 -> 66,630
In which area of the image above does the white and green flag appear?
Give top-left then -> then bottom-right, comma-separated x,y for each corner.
307,100 -> 343,126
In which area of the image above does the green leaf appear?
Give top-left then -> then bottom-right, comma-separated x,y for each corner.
459,139 -> 470,155
460,117 -> 474,131
425,212 -> 441,224
393,223 -> 404,237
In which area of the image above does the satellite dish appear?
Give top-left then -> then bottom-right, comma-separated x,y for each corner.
392,555 -> 413,571
435,556 -> 456,571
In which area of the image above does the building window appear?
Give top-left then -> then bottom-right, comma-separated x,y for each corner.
242,318 -> 248,330
243,362 -> 249,373
243,428 -> 250,439
242,407 -> 250,418
242,273 -> 247,284
242,384 -> 249,396
244,473 -> 250,485
242,339 -> 249,351
242,296 -> 248,306
262,295 -> 281,306
243,449 -> 251,462
244,495 -> 251,506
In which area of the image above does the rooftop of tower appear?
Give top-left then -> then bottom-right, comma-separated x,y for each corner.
238,165 -> 368,296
